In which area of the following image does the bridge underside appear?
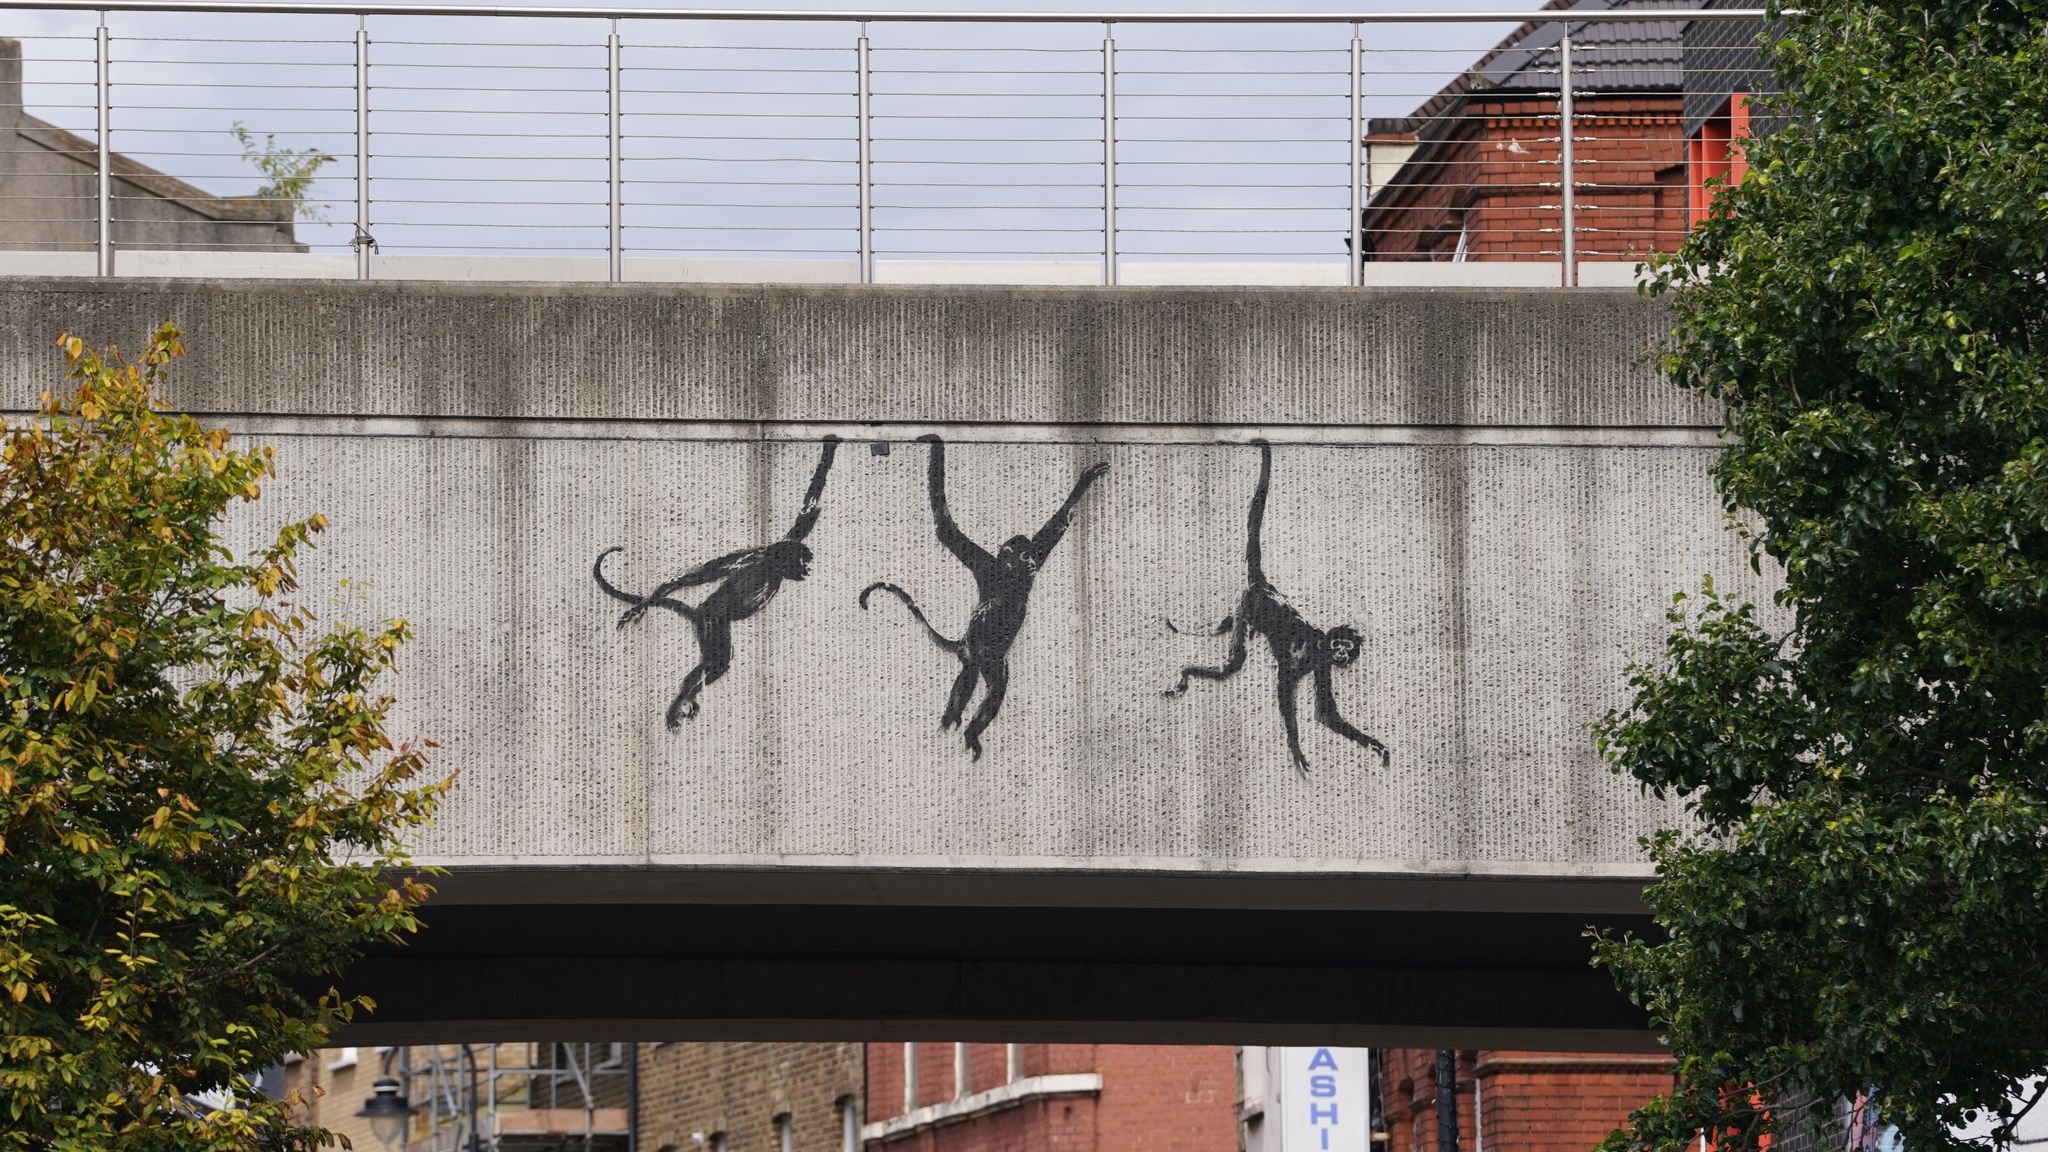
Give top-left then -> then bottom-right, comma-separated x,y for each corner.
335,869 -> 1661,1052
5,281 -> 1711,1054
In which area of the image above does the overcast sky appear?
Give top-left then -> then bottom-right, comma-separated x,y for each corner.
8,0 -> 1561,266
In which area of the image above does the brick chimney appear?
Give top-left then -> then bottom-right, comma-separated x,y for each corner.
1,38 -> 23,132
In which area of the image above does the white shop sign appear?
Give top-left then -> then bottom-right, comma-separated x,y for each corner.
1271,1047 -> 1371,1152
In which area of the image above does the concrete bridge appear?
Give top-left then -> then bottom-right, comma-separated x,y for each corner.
0,279 -> 1751,1050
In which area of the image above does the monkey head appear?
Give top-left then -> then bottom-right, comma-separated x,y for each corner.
996,535 -> 1041,573
763,539 -> 814,581
1324,624 -> 1362,668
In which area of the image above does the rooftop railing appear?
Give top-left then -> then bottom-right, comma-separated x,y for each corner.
0,2 -> 1779,286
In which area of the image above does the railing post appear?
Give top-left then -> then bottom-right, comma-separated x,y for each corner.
94,14 -> 109,276
354,17 -> 371,280
856,21 -> 872,285
1102,24 -> 1116,286
607,17 -> 622,282
1349,23 -> 1362,286
1558,32 -> 1576,287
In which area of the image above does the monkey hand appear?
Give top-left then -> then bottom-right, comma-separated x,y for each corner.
916,433 -> 944,445
1291,748 -> 1311,778
1081,462 -> 1109,482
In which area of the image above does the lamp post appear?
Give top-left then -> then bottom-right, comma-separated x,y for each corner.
355,1077 -> 415,1152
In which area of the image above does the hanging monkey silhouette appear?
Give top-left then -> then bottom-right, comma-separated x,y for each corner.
595,435 -> 840,729
1163,440 -> 1389,775
861,434 -> 1108,759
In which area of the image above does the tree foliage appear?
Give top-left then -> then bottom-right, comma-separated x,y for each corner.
1595,3 -> 2048,1151
0,326 -> 444,1150
232,123 -> 331,222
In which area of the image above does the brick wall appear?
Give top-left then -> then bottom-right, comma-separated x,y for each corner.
1363,93 -> 1686,263
639,1043 -> 865,1152
281,1048 -> 381,1152
866,1044 -> 1236,1152
1379,1050 -> 1676,1152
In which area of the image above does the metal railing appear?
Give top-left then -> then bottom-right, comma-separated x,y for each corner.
0,1 -> 1780,286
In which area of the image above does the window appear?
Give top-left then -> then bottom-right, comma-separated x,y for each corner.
1687,93 -> 1752,226
775,1113 -> 794,1152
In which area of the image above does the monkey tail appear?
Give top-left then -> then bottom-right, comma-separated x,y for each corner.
1165,614 -> 1234,637
860,581 -> 963,654
595,546 -> 697,625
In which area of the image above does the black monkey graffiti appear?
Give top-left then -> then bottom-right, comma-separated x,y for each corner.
860,434 -> 1108,760
595,435 -> 840,729
1163,440 -> 1389,775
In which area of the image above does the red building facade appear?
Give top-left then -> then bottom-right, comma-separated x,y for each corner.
864,1044 -> 1237,1152
1379,1050 -> 1678,1152
863,1044 -> 1671,1152
1361,0 -> 1693,264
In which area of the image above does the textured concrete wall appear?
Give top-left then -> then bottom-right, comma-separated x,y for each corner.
0,279 -> 1751,898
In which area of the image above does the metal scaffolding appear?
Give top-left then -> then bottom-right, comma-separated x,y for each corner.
387,1043 -> 634,1152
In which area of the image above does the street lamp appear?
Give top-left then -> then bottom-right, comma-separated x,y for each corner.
355,1076 -> 415,1152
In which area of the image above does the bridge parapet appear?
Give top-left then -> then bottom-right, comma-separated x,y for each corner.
0,280 -> 1749,1046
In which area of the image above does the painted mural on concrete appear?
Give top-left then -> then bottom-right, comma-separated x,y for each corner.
859,434 -> 1108,760
1164,440 -> 1388,774
591,434 -> 1390,775
593,435 -> 840,727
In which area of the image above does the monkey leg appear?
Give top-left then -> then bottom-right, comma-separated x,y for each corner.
666,666 -> 708,728
665,625 -> 733,728
962,662 -> 1009,761
940,660 -> 977,732
1278,674 -> 1310,777
1315,671 -> 1389,767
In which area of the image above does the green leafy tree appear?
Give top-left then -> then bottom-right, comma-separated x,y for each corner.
232,123 -> 332,221
1594,3 -> 2048,1152
0,326 -> 445,1150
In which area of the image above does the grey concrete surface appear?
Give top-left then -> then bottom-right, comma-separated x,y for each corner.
0,279 -> 1748,1046
1,40 -> 302,256
0,278 -> 1713,428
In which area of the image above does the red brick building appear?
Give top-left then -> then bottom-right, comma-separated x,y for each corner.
1377,1049 -> 1677,1152
1361,0 -> 1692,264
861,1044 -> 1670,1152
863,1044 -> 1237,1152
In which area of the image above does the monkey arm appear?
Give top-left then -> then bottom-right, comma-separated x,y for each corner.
785,435 -> 841,542
1030,462 -> 1108,559
921,434 -> 994,572
611,547 -> 758,625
